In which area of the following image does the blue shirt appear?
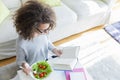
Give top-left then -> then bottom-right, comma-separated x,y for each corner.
16,34 -> 55,66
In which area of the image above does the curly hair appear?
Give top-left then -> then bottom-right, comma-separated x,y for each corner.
13,0 -> 56,40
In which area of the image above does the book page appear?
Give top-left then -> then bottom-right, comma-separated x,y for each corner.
60,46 -> 80,58
70,72 -> 86,80
65,68 -> 87,80
48,58 -> 77,70
51,58 -> 77,65
52,58 -> 77,70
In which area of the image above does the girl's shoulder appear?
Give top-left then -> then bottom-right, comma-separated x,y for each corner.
33,34 -> 48,41
16,36 -> 25,43
16,36 -> 27,47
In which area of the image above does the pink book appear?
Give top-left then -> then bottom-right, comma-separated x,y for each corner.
65,68 -> 87,80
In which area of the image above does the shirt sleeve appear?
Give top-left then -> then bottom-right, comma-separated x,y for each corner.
16,46 -> 27,66
48,40 -> 56,51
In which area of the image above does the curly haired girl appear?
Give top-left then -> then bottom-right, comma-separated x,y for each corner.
13,0 -> 62,75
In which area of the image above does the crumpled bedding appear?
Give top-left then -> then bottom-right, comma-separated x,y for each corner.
0,39 -> 16,60
0,62 -> 19,80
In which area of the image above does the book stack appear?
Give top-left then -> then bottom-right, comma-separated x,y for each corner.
65,68 -> 87,80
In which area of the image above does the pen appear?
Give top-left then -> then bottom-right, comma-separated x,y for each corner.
51,55 -> 58,58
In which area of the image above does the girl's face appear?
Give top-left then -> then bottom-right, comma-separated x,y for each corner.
37,23 -> 50,33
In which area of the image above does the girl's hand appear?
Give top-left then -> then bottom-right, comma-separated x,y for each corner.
52,48 -> 62,57
56,49 -> 62,56
22,62 -> 31,75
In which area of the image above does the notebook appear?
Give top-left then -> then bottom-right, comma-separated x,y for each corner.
65,68 -> 87,80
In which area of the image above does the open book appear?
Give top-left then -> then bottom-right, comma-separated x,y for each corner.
48,46 -> 80,70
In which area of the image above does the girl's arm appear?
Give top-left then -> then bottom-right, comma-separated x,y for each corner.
16,45 -> 31,75
48,39 -> 62,56
52,48 -> 62,57
21,62 -> 31,75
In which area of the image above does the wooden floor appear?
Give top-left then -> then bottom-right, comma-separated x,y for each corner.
0,25 -> 104,67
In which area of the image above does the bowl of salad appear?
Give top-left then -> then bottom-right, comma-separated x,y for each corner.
31,61 -> 52,80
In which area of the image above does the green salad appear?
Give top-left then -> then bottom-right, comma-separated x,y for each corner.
32,61 -> 52,80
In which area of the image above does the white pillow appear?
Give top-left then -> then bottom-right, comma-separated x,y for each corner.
62,0 -> 101,19
83,1 -> 101,15
0,0 -> 10,24
0,16 -> 18,43
101,0 -> 117,6
1,0 -> 21,9
53,2 -> 77,26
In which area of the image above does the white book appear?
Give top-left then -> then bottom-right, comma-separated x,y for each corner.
70,72 -> 86,80
48,46 -> 80,70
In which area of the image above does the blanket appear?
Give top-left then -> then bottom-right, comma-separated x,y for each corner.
0,62 -> 19,80
104,21 -> 120,43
